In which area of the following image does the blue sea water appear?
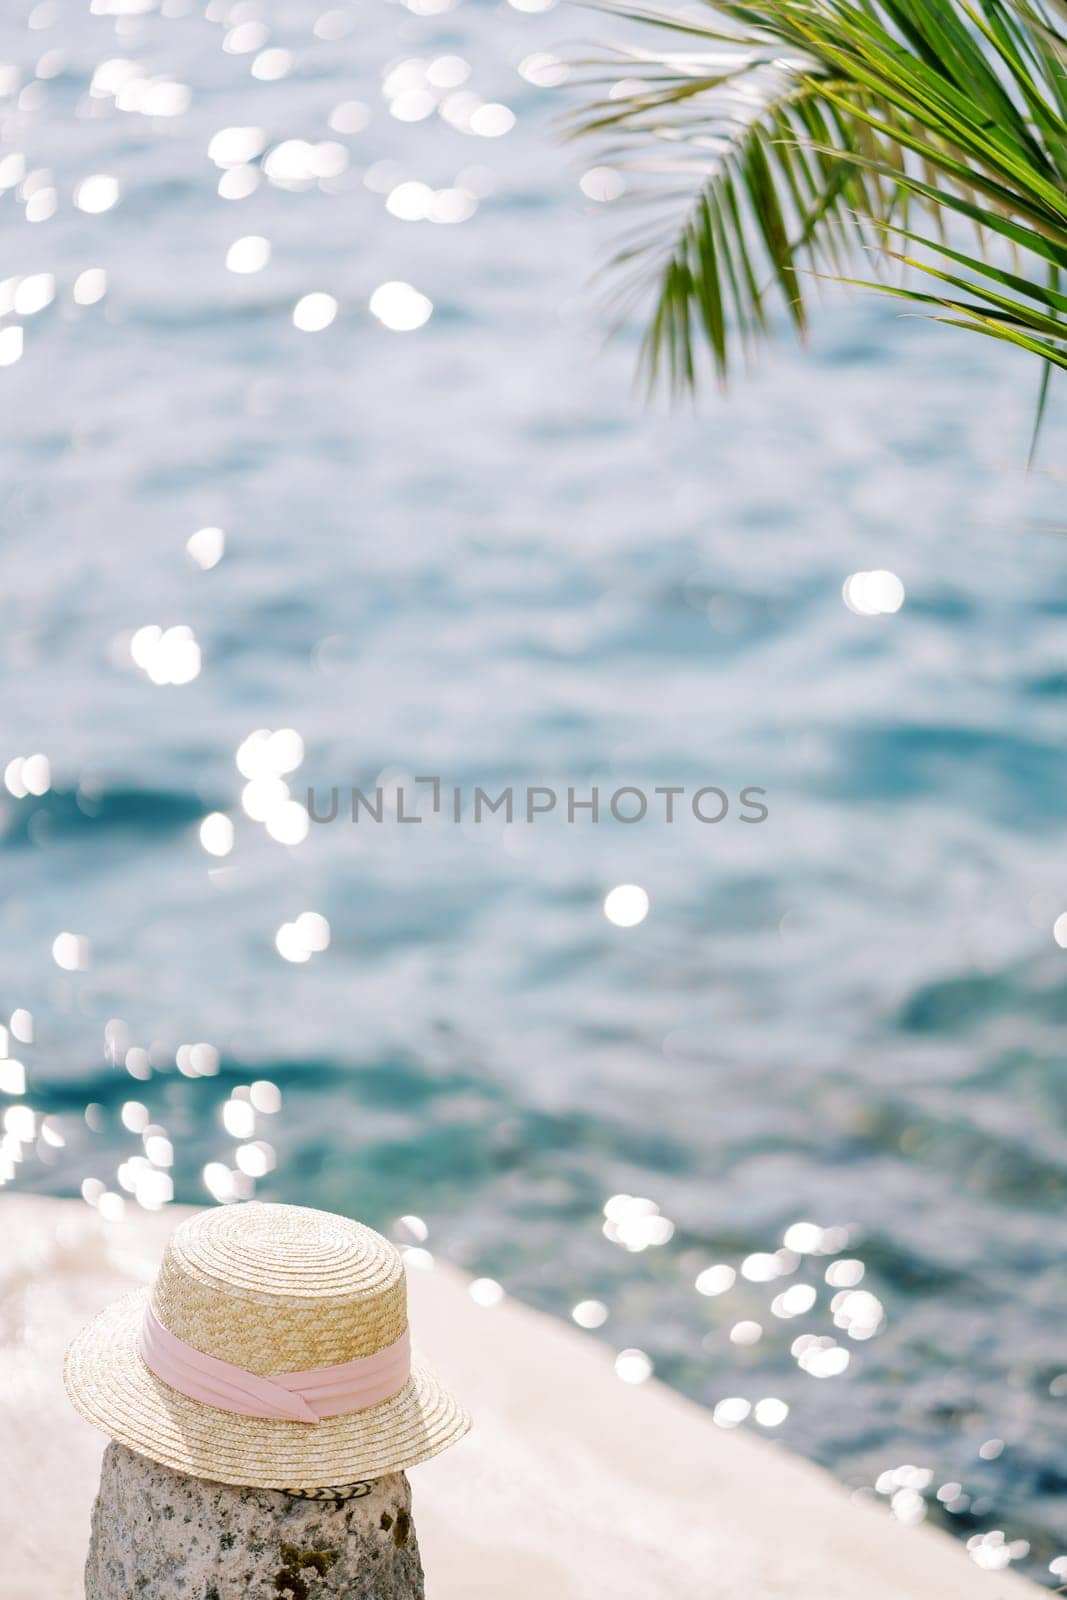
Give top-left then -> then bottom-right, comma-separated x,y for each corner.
1,0 -> 1066,1580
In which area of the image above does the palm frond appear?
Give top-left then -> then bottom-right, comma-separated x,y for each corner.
569,0 -> 1067,421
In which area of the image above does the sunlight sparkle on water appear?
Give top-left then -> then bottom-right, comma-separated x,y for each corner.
825,1258 -> 865,1287
265,140 -> 348,188
0,327 -> 24,366
199,812 -> 234,857
391,90 -> 436,123
136,1168 -> 174,1210
293,292 -> 337,331
144,1134 -> 173,1167
5,1105 -> 35,1143
730,1320 -> 763,1346
223,21 -> 269,54
831,1288 -> 885,1340
237,727 -> 304,779
226,235 -> 270,273
315,10 -> 354,41
429,188 -> 476,223
222,1097 -> 255,1139
295,911 -> 330,951
891,1488 -> 926,1525
386,181 -> 476,225
275,924 -> 307,963
468,103 -> 515,137
208,126 -> 268,167
249,1081 -> 282,1114
176,1043 -> 220,1077
793,1335 -> 850,1377
120,1100 -> 148,1133
35,49 -> 65,81
203,1161 -> 251,1204
714,1397 -> 751,1427
265,802 -> 310,844
783,1220 -> 848,1253
5,753 -> 50,796
386,180 -> 433,220
13,272 -> 54,313
615,1348 -> 652,1384
74,174 -> 120,213
130,624 -> 201,685
251,48 -> 293,82
754,1397 -> 789,1427
402,1246 -> 434,1270
968,1532 -> 1025,1570
518,52 -> 569,87
243,777 -> 289,820
240,776 -> 310,844
219,166 -> 259,199
276,912 -> 330,963
125,1048 -> 150,1080
741,1251 -> 782,1282
469,1277 -> 505,1307
89,59 -> 190,118
843,569 -> 905,616
602,1193 -> 673,1250
580,166 -> 625,202
427,55 -> 470,87
25,186 -> 56,223
572,1299 -> 608,1328
696,1263 -> 736,1296
73,267 -> 107,304
603,884 -> 648,927
394,1214 -> 429,1243
0,1060 -> 26,1095
771,1283 -> 817,1318
328,100 -> 370,133
187,525 -> 225,569
369,281 -> 432,331
0,154 -> 25,189
52,932 -> 90,971
236,1140 -> 276,1177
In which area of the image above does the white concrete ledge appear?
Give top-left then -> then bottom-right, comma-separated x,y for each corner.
0,1197 -> 1038,1600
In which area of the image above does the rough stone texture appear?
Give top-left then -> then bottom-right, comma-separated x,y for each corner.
85,1441 -> 424,1600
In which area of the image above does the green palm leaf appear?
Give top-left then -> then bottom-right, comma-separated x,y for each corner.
569,0 -> 1067,438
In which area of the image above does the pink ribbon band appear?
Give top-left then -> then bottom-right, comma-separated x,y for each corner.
139,1304 -> 411,1424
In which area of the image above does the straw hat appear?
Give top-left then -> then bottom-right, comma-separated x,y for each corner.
64,1202 -> 470,1489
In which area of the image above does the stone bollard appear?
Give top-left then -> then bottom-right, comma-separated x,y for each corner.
86,1442 -> 425,1600
66,1205 -> 468,1597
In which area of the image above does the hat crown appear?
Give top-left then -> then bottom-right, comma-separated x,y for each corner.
150,1202 -> 407,1375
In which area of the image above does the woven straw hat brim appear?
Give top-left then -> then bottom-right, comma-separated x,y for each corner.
64,1287 -> 470,1490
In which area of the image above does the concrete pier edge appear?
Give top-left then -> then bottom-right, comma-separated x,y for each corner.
0,1196 -> 1039,1599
